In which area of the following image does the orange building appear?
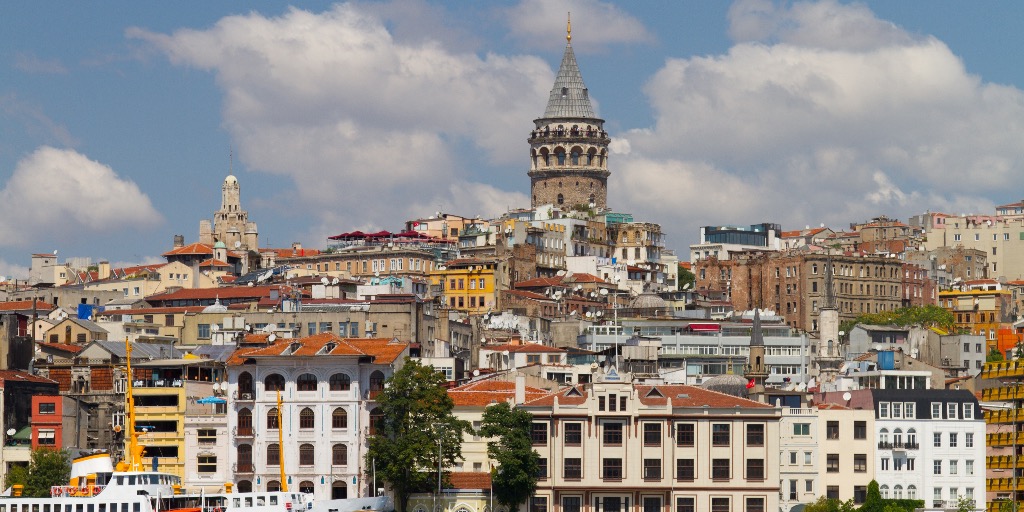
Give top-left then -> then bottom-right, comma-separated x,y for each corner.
30,395 -> 63,450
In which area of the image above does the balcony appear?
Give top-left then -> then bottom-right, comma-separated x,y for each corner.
983,386 -> 1024,402
986,410 -> 1023,425
982,361 -> 1024,380
235,463 -> 254,474
132,379 -> 183,388
989,478 -> 1024,492
877,441 -> 919,450
988,431 -> 1024,447
234,427 -> 254,438
234,391 -> 255,402
988,455 -> 1024,470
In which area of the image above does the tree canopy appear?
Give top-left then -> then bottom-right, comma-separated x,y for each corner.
364,359 -> 471,512
839,304 -> 956,337
5,449 -> 70,497
479,402 -> 539,512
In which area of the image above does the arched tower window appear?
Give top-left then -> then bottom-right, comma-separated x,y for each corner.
238,372 -> 253,394
540,148 -> 550,167
557,194 -> 564,205
555,148 -> 566,165
571,148 -> 581,165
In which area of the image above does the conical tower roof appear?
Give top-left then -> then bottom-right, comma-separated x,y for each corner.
543,42 -> 596,119
750,308 -> 764,347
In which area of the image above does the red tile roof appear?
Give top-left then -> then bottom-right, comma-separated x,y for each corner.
37,342 -> 83,354
448,380 -> 547,407
503,290 -> 551,301
162,242 -> 214,257
96,306 -> 206,317
523,384 -> 773,409
565,273 -> 606,283
0,300 -> 53,311
146,285 -> 294,302
199,258 -> 232,268
514,277 -> 562,289
227,333 -> 409,366
0,370 -> 57,386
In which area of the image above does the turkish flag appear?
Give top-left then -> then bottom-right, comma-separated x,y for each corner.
746,379 -> 756,389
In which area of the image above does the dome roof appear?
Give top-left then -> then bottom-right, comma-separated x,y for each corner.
629,292 -> 668,310
224,175 -> 238,184
202,297 -> 228,314
700,374 -> 749,398
213,241 -> 227,249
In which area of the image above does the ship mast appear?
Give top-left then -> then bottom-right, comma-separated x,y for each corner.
277,391 -> 288,492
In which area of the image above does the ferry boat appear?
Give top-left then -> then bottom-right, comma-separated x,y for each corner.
0,338 -> 389,512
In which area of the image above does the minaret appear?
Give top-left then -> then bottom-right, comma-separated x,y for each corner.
528,14 -> 611,210
744,308 -> 769,401
815,255 -> 844,390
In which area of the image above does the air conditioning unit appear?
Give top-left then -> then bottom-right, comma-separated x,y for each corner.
240,393 -> 253,400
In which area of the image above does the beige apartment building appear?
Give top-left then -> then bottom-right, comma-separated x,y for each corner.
914,211 -> 1024,280
520,370 -> 781,512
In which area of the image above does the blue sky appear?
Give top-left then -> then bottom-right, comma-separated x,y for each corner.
2,0 -> 1024,277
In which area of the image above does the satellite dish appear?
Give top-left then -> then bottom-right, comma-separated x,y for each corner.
321,277 -> 330,285
682,283 -> 691,290
244,324 -> 251,332
553,291 -> 563,300
599,289 -> 609,296
842,392 -> 852,401
556,270 -> 567,276
570,310 -> 577,316
0,277 -> 6,284
248,282 -> 254,287
6,428 -> 14,436
211,324 -> 220,332
596,311 -> 603,317
268,334 -> 277,342
52,250 -> 58,255
374,271 -> 380,277
332,278 -> 339,285
472,369 -> 480,377
585,312 -> 593,318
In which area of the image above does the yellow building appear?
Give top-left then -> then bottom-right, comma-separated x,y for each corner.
432,258 -> 499,314
980,360 -> 1024,512
939,286 -> 1013,351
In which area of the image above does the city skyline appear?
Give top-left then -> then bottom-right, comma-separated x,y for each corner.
3,0 -> 1024,276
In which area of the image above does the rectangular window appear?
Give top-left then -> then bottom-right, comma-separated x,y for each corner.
37,429 -> 55,446
564,423 -> 582,446
562,498 -> 581,512
531,423 -> 548,445
603,423 -> 623,446
643,498 -> 661,512
38,402 -> 55,415
530,497 -> 547,512
563,458 -> 582,479
964,404 -> 974,420
644,423 -> 662,446
966,433 -> 974,447
745,498 -> 765,512
712,424 -> 730,446
712,459 -> 730,480
854,486 -> 867,504
949,433 -> 958,448
966,460 -> 974,475
676,498 -> 695,512
197,455 -> 216,474
676,459 -> 695,481
950,460 -> 958,475
905,402 -> 916,419
536,458 -> 547,479
711,498 -> 729,512
854,454 -> 867,472
947,402 -> 958,419
827,487 -> 840,500
197,429 -> 216,445
746,424 -> 764,446
826,454 -> 839,473
826,421 -> 839,439
793,423 -> 810,436
934,432 -> 942,447
602,458 -> 623,480
676,423 -> 695,446
198,324 -> 211,339
643,459 -> 662,480
854,421 -> 866,439
933,460 -> 942,475
879,402 -> 889,418
746,459 -> 765,480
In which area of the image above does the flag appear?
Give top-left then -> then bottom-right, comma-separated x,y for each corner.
746,379 -> 756,389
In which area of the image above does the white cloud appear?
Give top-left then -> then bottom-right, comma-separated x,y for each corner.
0,146 -> 162,245
13,52 -> 68,75
615,0 -> 1024,247
130,4 -> 549,233
505,0 -> 654,51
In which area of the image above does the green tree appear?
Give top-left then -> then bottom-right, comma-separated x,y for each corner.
6,449 -> 70,497
678,265 -> 696,290
364,360 -> 471,512
478,402 -> 539,512
860,480 -> 884,512
989,348 -> 1006,362
802,497 -> 854,512
843,305 -> 956,335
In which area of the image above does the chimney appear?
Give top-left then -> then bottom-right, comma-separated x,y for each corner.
98,261 -> 111,280
292,242 -> 302,256
514,373 -> 526,405
173,235 -> 184,248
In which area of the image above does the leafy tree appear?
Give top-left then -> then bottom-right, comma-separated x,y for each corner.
803,497 -> 855,512
843,305 -> 956,335
5,449 -> 70,497
861,480 -> 884,512
478,402 -> 539,512
989,348 -> 1006,362
955,495 -> 977,512
678,265 -> 696,290
364,360 -> 471,512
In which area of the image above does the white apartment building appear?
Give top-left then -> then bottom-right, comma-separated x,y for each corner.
224,334 -> 409,499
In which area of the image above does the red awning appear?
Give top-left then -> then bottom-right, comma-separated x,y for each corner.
687,323 -> 721,332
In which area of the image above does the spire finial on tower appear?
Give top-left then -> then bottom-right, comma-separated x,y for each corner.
567,12 -> 572,43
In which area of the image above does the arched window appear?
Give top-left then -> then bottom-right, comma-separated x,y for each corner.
893,485 -> 903,499
300,407 -> 315,429
370,407 -> 384,436
369,371 -> 385,399
266,444 -> 280,466
238,372 -> 253,394
589,193 -> 595,205
893,428 -> 903,446
587,148 -> 597,165
267,480 -> 281,492
907,485 -> 917,499
555,148 -> 566,165
332,482 -> 347,500
264,374 -> 285,391
297,373 -> 318,391
880,485 -> 889,499
540,148 -> 550,167
299,481 -> 314,494
907,428 -> 917,446
557,194 -> 564,205
237,444 -> 252,472
329,373 -> 351,391
570,149 -> 580,165
879,428 -> 889,445
333,444 -> 348,466
299,444 -> 315,466
237,408 -> 252,436
237,480 -> 252,493
332,408 -> 348,429
267,408 -> 279,429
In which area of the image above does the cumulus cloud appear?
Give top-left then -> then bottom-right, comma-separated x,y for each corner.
0,147 -> 162,245
505,0 -> 654,51
130,4 -> 550,234
614,0 -> 1024,248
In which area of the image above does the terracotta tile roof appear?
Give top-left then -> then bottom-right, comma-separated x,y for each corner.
227,333 -> 409,366
0,370 -> 57,386
199,258 -> 232,268
523,385 -> 588,407
448,380 -> 547,407
514,277 -> 562,289
146,285 -> 293,302
633,384 -> 774,408
448,472 -> 491,490
117,264 -> 166,276
504,290 -> 551,301
262,247 -> 322,258
0,300 -> 53,311
37,342 -> 83,354
96,306 -> 206,316
565,273 -> 606,284
162,242 -> 214,257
